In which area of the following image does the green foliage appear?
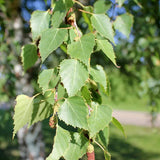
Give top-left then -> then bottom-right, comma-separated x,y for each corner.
38,68 -> 59,93
58,96 -> 88,129
30,11 -> 50,41
97,39 -> 118,67
112,117 -> 126,138
39,28 -> 67,62
94,0 -> 111,14
13,0 -> 134,159
96,126 -> 109,150
13,95 -> 34,139
91,14 -> 114,43
114,13 -> 133,38
21,44 -> 38,71
68,33 -> 95,66
13,95 -> 52,139
88,103 -> 112,137
47,126 -> 71,160
90,65 -> 107,91
59,59 -> 88,96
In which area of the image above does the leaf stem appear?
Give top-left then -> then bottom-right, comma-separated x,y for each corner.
94,140 -> 105,151
32,93 -> 41,99
57,97 -> 65,102
73,0 -> 85,8
60,27 -> 73,29
78,9 -> 93,15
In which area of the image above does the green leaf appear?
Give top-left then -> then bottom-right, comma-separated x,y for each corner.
13,95 -> 34,138
104,151 -> 111,160
59,59 -> 88,96
82,6 -> 94,31
90,65 -> 107,91
30,98 -> 53,125
69,29 -> 77,43
21,44 -> 38,71
13,95 -> 53,138
54,0 -> 73,9
112,117 -> 126,138
106,78 -> 110,96
96,126 -> 109,150
38,68 -> 59,94
68,34 -> 95,66
94,0 -> 111,14
116,0 -> 125,7
97,39 -> 118,67
58,96 -> 88,130
52,11 -> 66,28
43,90 -> 55,105
39,28 -> 67,62
91,14 -> 114,43
46,125 -> 71,160
88,103 -> 112,137
51,0 -> 73,28
57,83 -> 66,100
64,0 -> 73,8
64,132 -> 89,160
90,88 -> 102,104
114,13 -> 134,38
30,11 -> 50,41
81,86 -> 92,105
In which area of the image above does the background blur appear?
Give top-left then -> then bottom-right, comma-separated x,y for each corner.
0,0 -> 160,160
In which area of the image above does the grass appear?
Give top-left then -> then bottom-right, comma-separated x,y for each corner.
109,125 -> 160,160
107,95 -> 150,112
0,112 -> 160,160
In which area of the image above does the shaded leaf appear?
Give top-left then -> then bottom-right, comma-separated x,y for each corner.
64,132 -> 89,160
104,151 -> 111,160
90,88 -> 102,104
91,14 -> 114,43
68,34 -> 95,66
112,117 -> 126,138
97,39 -> 118,67
43,90 -> 55,105
39,28 -> 67,62
51,0 -> 73,28
88,103 -> 112,137
21,44 -> 38,71
94,0 -> 111,14
90,65 -> 107,91
38,68 -> 59,94
59,59 -> 88,96
114,13 -> 134,38
81,86 -> 92,105
46,125 -> 71,160
57,83 -> 66,100
30,11 -> 50,41
96,126 -> 109,150
30,98 -> 53,125
52,11 -> 66,28
82,6 -> 93,31
58,96 -> 88,130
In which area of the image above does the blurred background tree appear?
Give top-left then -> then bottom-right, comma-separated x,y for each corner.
110,0 -> 160,124
0,0 -> 160,159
